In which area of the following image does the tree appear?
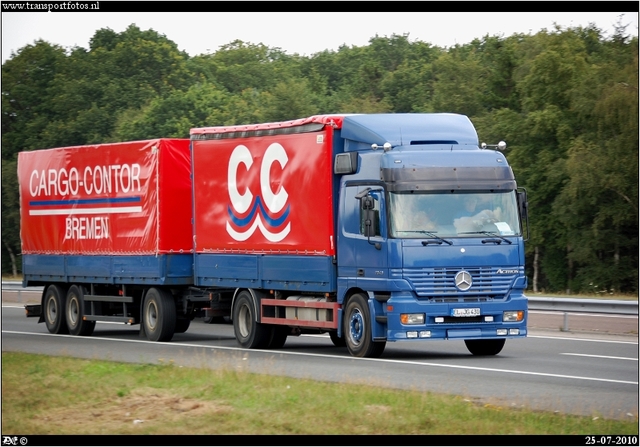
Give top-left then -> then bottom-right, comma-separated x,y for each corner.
379,40 -> 440,113
1,40 -> 68,156
426,49 -> 490,116
555,48 -> 639,293
114,83 -> 232,140
192,40 -> 298,94
260,78 -> 320,122
37,24 -> 193,146
1,159 -> 20,276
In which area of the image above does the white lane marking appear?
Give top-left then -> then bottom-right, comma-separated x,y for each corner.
2,329 -> 637,386
561,353 -> 638,361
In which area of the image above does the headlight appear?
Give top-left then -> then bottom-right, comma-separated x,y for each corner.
503,310 -> 524,322
400,313 -> 425,325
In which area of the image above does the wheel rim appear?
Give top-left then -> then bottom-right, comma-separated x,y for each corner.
146,301 -> 158,331
348,308 -> 364,346
238,304 -> 250,338
68,296 -> 79,326
46,297 -> 58,323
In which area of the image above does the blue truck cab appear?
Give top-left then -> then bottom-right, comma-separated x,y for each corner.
333,113 -> 528,357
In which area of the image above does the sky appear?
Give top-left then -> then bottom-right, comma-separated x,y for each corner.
2,11 -> 638,64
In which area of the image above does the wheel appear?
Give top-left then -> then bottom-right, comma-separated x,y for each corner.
343,293 -> 386,358
232,290 -> 271,349
175,318 -> 191,334
266,326 -> 289,349
204,315 -> 227,324
43,284 -> 68,334
464,338 -> 506,356
329,331 -> 346,347
65,285 -> 95,336
142,288 -> 176,342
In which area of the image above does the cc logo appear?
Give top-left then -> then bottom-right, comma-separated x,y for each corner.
226,143 -> 291,242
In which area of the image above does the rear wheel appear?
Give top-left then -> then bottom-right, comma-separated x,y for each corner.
66,285 -> 95,336
344,293 -> 385,358
43,284 -> 68,334
266,326 -> 289,349
232,291 -> 270,349
175,318 -> 191,334
142,288 -> 176,342
464,338 -> 506,356
204,313 -> 231,324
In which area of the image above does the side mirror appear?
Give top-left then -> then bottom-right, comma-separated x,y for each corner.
517,188 -> 530,242
357,190 -> 381,249
517,190 -> 528,220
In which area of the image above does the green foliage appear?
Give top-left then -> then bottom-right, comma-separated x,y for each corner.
260,78 -> 320,122
1,40 -> 68,156
429,49 -> 490,116
114,83 -> 233,140
1,23 -> 637,293
191,40 -> 298,94
1,159 -> 20,275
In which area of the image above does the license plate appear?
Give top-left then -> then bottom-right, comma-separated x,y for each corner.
452,308 -> 480,317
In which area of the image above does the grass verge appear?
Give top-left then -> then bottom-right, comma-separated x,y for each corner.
1,352 -> 637,435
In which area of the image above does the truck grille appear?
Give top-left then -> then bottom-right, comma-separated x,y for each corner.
390,267 -> 519,299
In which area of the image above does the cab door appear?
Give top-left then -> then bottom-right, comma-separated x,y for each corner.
338,185 -> 389,290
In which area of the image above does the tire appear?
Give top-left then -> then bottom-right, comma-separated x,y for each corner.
232,291 -> 271,349
175,318 -> 191,334
65,285 -> 96,336
464,338 -> 506,356
266,326 -> 289,349
329,331 -> 346,347
43,284 -> 68,334
204,315 -> 227,324
142,288 -> 176,342
343,293 -> 386,358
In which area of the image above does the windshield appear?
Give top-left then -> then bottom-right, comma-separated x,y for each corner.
389,191 -> 522,239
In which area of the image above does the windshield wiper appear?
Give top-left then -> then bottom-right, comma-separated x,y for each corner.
458,231 -> 513,244
403,231 -> 453,245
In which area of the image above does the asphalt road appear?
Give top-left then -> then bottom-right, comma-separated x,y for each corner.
2,295 -> 638,421
3,288 -> 638,336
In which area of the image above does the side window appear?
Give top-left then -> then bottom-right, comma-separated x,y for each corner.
359,194 -> 381,236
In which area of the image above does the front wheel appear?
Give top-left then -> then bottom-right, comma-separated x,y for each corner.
43,284 -> 68,334
232,291 -> 271,349
66,285 -> 95,336
329,331 -> 346,347
142,288 -> 176,342
343,293 -> 385,358
464,338 -> 506,356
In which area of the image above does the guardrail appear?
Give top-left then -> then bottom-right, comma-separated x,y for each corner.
2,281 -> 638,315
527,296 -> 638,316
